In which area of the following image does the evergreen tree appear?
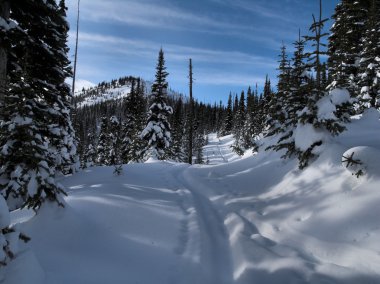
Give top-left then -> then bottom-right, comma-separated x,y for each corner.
170,97 -> 186,162
232,91 -> 246,155
266,46 -> 291,138
108,116 -> 121,166
82,132 -> 96,168
222,93 -> 233,135
141,49 -> 173,160
242,86 -> 256,148
97,116 -> 110,165
328,0 -> 369,93
121,79 -> 147,163
297,0 -> 345,168
267,32 -> 309,158
0,0 -> 73,209
357,0 -> 380,110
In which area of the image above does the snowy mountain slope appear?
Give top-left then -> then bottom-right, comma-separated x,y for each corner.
7,110 -> 380,284
74,76 -> 184,108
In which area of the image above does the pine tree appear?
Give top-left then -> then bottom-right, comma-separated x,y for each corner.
297,0 -> 345,168
267,31 -> 309,158
121,79 -> 147,163
242,86 -> 255,148
0,0 -> 30,267
0,0 -> 72,209
82,132 -> 96,168
108,116 -> 121,166
328,0 -> 370,94
357,0 -> 380,110
97,116 -> 110,165
141,49 -> 173,160
266,45 -> 291,138
232,91 -> 246,155
170,97 -> 186,162
222,93 -> 233,135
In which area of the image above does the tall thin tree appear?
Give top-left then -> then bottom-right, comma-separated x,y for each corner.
71,0 -> 80,95
188,58 -> 194,164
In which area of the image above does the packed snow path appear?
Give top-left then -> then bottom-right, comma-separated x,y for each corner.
203,134 -> 238,164
10,161 -> 236,284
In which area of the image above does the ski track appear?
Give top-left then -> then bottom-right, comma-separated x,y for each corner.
165,164 -> 234,284
204,137 -> 228,164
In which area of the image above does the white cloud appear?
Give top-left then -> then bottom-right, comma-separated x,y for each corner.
70,32 -> 277,68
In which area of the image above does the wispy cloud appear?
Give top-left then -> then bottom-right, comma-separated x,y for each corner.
71,32 -> 277,68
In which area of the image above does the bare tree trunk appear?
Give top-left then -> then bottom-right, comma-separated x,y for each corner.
0,0 -> 10,110
188,58 -> 193,164
72,0 -> 80,95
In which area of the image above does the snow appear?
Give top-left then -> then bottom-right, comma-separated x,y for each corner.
329,88 -> 351,106
294,122 -> 326,152
77,85 -> 131,107
0,195 -> 10,229
342,146 -> 380,177
6,109 -> 380,283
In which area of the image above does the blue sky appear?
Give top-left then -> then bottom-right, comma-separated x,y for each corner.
66,0 -> 339,104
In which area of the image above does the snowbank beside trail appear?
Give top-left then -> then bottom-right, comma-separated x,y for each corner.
189,111 -> 380,283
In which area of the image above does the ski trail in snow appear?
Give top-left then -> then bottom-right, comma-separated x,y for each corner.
168,164 -> 234,284
204,137 -> 228,164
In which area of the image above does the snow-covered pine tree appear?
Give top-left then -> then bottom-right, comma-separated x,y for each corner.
121,79 -> 147,163
170,97 -> 186,162
232,91 -> 246,155
242,86 -> 256,149
53,0 -> 79,174
0,0 -> 68,210
141,49 -> 173,160
82,132 -> 97,168
222,93 -> 233,135
296,0 -> 345,169
0,1 -> 30,267
108,115 -> 121,166
357,0 -> 380,110
268,31 -> 309,158
266,44 -> 290,138
327,0 -> 370,119
97,116 -> 111,165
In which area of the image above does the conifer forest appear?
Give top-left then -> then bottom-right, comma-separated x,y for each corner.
0,0 -> 379,283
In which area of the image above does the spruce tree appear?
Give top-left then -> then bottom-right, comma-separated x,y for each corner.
121,79 -> 147,163
328,0 -> 369,94
297,0 -> 345,168
141,49 -> 173,160
357,0 -> 380,110
243,86 -> 256,148
108,116 -> 121,166
0,0 -> 71,209
266,45 -> 290,138
97,116 -> 110,165
222,93 -> 233,135
232,91 -> 246,155
170,97 -> 186,162
267,32 -> 309,158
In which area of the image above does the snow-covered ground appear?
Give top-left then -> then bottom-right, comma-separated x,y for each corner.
5,110 -> 380,284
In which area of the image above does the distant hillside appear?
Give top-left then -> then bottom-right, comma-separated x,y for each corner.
74,76 -> 184,108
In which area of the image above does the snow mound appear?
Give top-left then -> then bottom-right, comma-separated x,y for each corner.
342,146 -> 380,177
294,123 -> 327,152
